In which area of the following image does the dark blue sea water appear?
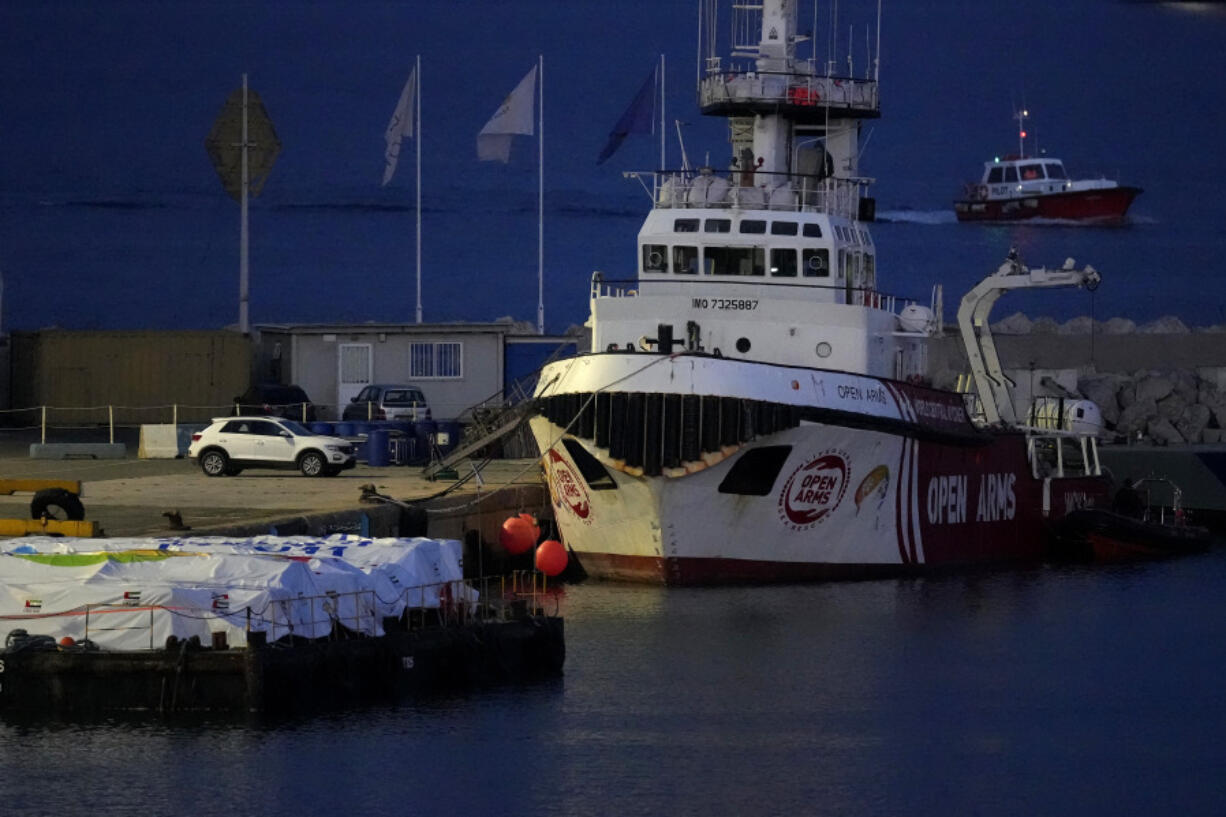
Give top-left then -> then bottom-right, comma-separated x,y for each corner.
2,1 -> 1225,334
3,550 -> 1225,816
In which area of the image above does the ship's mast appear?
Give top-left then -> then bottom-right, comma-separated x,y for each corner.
751,0 -> 797,176
697,0 -> 880,217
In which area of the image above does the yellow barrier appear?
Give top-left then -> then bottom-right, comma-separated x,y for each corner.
0,479 -> 83,496
0,518 -> 98,537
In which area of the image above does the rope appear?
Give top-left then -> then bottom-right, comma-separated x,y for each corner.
421,351 -> 677,515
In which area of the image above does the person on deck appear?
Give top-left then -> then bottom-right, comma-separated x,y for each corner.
1113,477 -> 1145,519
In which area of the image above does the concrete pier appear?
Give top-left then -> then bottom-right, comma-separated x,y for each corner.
0,429 -> 548,543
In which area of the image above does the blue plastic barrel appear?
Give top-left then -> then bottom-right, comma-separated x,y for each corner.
367,429 -> 390,467
334,421 -> 356,438
352,421 -> 372,437
309,421 -> 334,436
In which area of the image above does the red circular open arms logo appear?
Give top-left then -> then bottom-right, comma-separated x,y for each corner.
547,448 -> 592,524
778,450 -> 849,530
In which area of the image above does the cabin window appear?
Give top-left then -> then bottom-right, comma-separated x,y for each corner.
987,166 -> 1004,184
642,244 -> 668,273
1020,163 -> 1044,180
864,253 -> 876,288
673,245 -> 699,275
674,218 -> 699,232
560,438 -> 618,490
802,248 -> 829,278
770,248 -> 797,277
802,223 -> 823,237
1045,162 -> 1067,180
771,221 -> 798,235
1004,166 -> 1018,183
739,220 -> 766,234
718,445 -> 793,496
706,246 -> 765,276
704,218 -> 732,233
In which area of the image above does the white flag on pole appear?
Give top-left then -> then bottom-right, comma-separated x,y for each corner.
382,67 -> 416,185
477,65 -> 537,162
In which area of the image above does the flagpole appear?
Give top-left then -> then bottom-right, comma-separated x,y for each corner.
537,53 -> 544,336
415,54 -> 422,324
240,72 -> 250,336
660,53 -> 666,170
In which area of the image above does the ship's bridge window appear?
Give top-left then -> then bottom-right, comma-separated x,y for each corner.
739,220 -> 766,234
771,221 -> 798,235
674,218 -> 699,232
802,248 -> 829,278
1020,163 -> 1044,180
705,218 -> 731,233
673,245 -> 699,275
987,166 -> 1004,184
1045,162 -> 1067,180
706,246 -> 765,276
802,223 -> 822,238
642,244 -> 668,273
770,248 -> 797,277
1004,165 -> 1019,183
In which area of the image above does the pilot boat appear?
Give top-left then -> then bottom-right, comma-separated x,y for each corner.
528,1 -> 1109,585
954,110 -> 1141,223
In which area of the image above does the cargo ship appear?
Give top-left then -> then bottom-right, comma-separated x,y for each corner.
528,0 -> 1109,584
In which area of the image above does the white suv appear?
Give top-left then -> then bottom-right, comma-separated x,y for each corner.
188,417 -> 357,477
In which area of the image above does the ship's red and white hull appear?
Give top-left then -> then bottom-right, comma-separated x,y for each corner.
954,186 -> 1142,224
530,353 -> 1108,585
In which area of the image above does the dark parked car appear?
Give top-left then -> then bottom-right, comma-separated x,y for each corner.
233,383 -> 317,422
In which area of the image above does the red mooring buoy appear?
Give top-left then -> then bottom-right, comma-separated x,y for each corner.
535,539 -> 568,576
499,515 -> 537,555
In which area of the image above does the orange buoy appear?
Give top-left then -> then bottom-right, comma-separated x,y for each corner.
499,515 -> 536,555
59,636 -> 75,647
518,512 -> 541,543
535,539 -> 568,576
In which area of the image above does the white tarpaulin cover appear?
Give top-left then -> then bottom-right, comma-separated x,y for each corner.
0,535 -> 473,652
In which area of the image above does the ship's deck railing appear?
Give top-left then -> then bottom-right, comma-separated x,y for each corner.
590,274 -> 905,314
641,170 -> 869,220
699,67 -> 880,115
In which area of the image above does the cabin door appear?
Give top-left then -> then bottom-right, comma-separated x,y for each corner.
337,343 -> 372,418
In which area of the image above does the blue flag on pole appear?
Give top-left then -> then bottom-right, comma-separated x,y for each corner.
596,67 -> 656,165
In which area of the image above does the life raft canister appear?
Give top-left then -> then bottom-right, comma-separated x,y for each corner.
788,86 -> 819,106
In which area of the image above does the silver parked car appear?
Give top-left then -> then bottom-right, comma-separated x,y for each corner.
343,384 -> 432,422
